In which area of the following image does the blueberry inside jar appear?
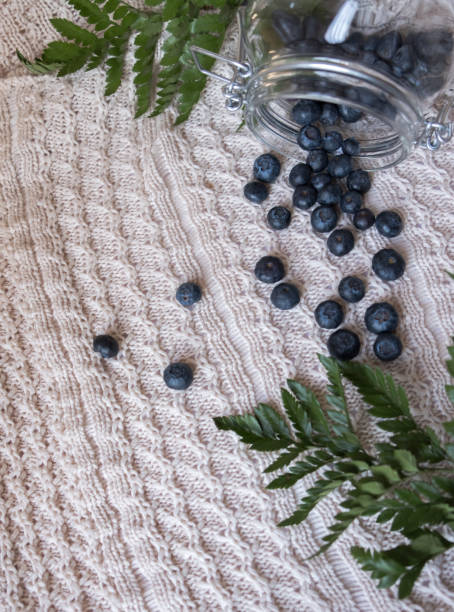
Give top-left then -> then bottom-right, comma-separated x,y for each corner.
230,1 -> 454,170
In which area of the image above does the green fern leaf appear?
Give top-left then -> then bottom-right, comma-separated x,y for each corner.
263,446 -> 302,473
41,41 -> 85,63
66,0 -> 111,30
16,50 -> 61,75
50,18 -> 100,47
254,403 -> 292,440
286,380 -> 330,436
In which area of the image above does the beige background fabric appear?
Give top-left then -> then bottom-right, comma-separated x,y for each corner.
0,1 -> 454,610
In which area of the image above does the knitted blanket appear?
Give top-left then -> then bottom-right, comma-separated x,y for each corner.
1,2 -> 453,610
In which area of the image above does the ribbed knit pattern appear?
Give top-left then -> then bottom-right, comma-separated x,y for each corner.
0,2 -> 453,610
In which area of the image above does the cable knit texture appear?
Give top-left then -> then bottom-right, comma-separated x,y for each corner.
1,2 -> 454,610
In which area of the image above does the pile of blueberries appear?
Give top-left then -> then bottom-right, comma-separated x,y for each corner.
271,9 -> 453,100
244,98 -> 406,363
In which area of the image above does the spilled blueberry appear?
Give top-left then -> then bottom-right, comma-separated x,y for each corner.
255,256 -> 285,284
327,229 -> 355,257
253,153 -> 281,183
365,302 -> 399,334
267,206 -> 291,230
164,362 -> 194,390
311,206 -> 338,233
374,333 -> 403,362
353,208 -> 375,230
93,335 -> 119,359
338,276 -> 365,303
372,248 -> 406,281
293,185 -> 317,210
328,329 -> 361,361
176,282 -> 202,307
375,210 -> 403,238
244,181 -> 268,203
315,300 -> 344,329
271,282 -> 301,310
289,163 -> 312,187
340,190 -> 363,214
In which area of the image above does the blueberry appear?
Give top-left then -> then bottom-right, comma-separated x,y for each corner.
288,39 -> 322,54
327,154 -> 353,179
339,104 -> 363,123
271,282 -> 300,310
297,125 -> 322,150
361,50 -> 378,65
353,208 -> 375,231
365,302 -> 399,334
340,190 -> 363,214
347,169 -> 371,193
376,31 -> 402,62
341,32 -> 364,56
413,30 -> 453,65
375,210 -> 403,238
327,229 -> 355,257
391,44 -> 415,75
244,181 -> 268,203
291,100 -> 322,126
364,35 -> 379,52
271,10 -> 303,45
311,206 -> 338,233
372,248 -> 406,281
163,362 -> 194,390
374,333 -> 403,362
293,185 -> 317,210
253,153 -> 281,183
320,103 -> 339,126
328,329 -> 361,361
289,163 -> 312,187
93,334 -> 119,358
315,300 -> 344,329
176,282 -> 202,307
255,256 -> 285,284
302,16 -> 323,41
318,183 -> 342,206
307,149 -> 329,172
342,138 -> 360,156
322,131 -> 343,153
311,172 -> 331,191
267,206 -> 291,230
374,60 -> 393,75
338,276 -> 365,303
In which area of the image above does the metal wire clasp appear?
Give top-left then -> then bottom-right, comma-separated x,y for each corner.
190,8 -> 251,112
421,96 -> 454,151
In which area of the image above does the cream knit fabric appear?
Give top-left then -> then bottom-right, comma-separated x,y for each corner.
1,2 -> 454,611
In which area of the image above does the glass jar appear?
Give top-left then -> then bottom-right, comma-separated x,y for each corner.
192,0 -> 454,170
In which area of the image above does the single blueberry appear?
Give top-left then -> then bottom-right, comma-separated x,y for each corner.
307,149 -> 329,172
364,35 -> 379,52
289,163 -> 312,187
302,15 -> 323,41
328,329 -> 361,361
271,282 -> 300,310
323,130 -> 343,152
327,154 -> 353,179
315,300 -> 344,329
320,103 -> 339,126
311,172 -> 331,191
255,256 -> 285,284
163,362 -> 194,390
376,210 -> 403,238
311,206 -> 338,233
372,248 -> 406,281
176,282 -> 202,307
318,183 -> 342,206
347,169 -> 371,193
374,60 -> 393,76
376,31 -> 403,62
340,32 -> 364,56
340,190 -> 363,214
271,10 -> 303,45
391,44 -> 415,75
244,181 -> 268,203
374,333 -> 403,362
288,39 -> 323,54
339,104 -> 363,123
327,229 -> 355,257
297,124 -> 322,150
365,302 -> 399,334
93,335 -> 119,359
413,29 -> 453,65
342,138 -> 360,156
353,208 -> 375,231
293,185 -> 317,210
267,206 -> 292,230
338,276 -> 365,303
253,153 -> 281,183
361,50 -> 378,65
291,100 -> 322,126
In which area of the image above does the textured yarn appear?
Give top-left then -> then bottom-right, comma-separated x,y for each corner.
1,2 -> 454,611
